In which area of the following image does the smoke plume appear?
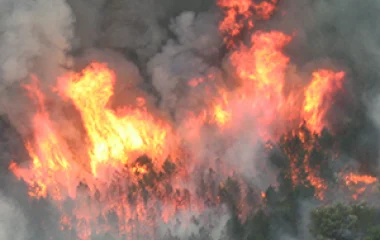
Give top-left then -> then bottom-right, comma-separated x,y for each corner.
1,0 -> 380,240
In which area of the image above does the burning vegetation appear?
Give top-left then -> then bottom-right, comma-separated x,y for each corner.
2,0 -> 380,239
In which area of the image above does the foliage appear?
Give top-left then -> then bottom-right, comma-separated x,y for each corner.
363,226 -> 380,240
310,202 -> 378,240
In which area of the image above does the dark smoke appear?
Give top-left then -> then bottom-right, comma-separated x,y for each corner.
1,0 -> 380,239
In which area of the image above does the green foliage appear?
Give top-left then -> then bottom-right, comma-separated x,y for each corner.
363,226 -> 380,240
310,202 -> 377,240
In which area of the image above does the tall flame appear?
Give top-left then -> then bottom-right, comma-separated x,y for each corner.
10,76 -> 77,199
56,63 -> 175,177
303,70 -> 345,134
8,1 -> 367,238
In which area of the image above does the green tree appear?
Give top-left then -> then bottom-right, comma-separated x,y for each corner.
364,226 -> 380,240
310,202 -> 378,240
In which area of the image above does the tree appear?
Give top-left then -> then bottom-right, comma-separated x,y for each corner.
363,226 -> 380,240
310,202 -> 379,240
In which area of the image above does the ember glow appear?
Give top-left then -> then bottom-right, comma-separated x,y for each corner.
6,0 -> 379,239
217,0 -> 278,47
342,173 -> 378,200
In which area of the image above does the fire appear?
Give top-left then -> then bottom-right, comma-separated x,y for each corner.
12,63 -> 175,193
185,30 -> 294,140
344,173 -> 378,185
303,70 -> 345,134
8,0 -> 358,238
210,89 -> 232,128
56,63 -> 175,177
10,76 -> 77,199
217,0 -> 279,47
342,173 -> 378,200
230,31 -> 291,95
213,104 -> 231,127
227,30 -> 292,139
261,191 -> 266,199
281,127 -> 328,200
10,64 -> 180,239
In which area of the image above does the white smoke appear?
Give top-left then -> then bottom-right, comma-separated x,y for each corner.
0,0 -> 74,86
0,0 -> 74,138
0,192 -> 28,240
2,0 -> 380,239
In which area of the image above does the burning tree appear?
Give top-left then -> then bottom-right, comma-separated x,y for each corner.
2,0 -> 380,239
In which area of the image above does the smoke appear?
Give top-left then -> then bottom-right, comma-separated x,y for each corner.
369,95 -> 380,168
1,0 -> 380,239
67,0 -> 215,63
0,1 -> 73,236
148,10 -> 222,113
0,193 -> 28,240
147,9 -> 273,181
279,0 -> 380,91
0,0 -> 74,140
278,1 -> 380,238
157,205 -> 230,240
0,0 -> 73,87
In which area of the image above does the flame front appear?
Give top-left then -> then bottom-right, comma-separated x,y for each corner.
9,1 -> 377,239
10,63 -> 179,239
10,76 -> 77,199
303,70 -> 345,134
57,63 -> 174,177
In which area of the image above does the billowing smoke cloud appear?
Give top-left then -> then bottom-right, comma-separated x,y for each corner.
0,0 -> 74,139
67,0 -> 215,62
1,0 -> 380,239
148,10 -> 222,113
0,0 -> 73,86
148,10 -> 275,192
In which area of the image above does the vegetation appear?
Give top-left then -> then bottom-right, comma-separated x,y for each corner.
310,203 -> 380,240
220,125 -> 380,240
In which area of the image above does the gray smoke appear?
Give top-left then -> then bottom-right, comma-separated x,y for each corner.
147,10 -> 222,114
67,0 -> 215,62
1,0 -> 380,239
0,0 -> 73,87
0,193 -> 28,240
0,0 -> 74,139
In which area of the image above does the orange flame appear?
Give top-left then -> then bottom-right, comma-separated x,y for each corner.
56,63 -> 175,177
9,64 -> 181,239
342,173 -> 378,200
344,173 -> 378,185
303,70 -> 345,134
217,0 -> 278,47
227,31 -> 292,139
283,129 -> 328,200
10,76 -> 77,199
8,0 -> 354,237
